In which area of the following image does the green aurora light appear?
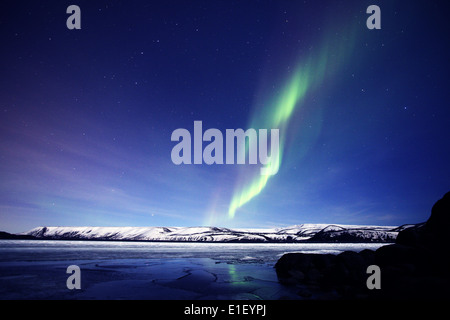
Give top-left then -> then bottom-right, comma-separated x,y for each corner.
228,24 -> 358,219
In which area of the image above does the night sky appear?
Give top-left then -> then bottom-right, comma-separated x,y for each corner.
1,0 -> 449,233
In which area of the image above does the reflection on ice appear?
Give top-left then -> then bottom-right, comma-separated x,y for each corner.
0,240 -> 389,300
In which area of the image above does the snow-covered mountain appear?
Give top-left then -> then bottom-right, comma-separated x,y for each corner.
25,224 -> 401,243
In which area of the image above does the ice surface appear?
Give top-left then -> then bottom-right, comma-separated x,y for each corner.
0,240 -> 388,300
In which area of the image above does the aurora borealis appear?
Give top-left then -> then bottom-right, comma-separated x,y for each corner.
228,19 -> 357,218
1,1 -> 449,233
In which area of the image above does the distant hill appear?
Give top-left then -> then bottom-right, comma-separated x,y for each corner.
22,224 -> 400,243
0,231 -> 36,240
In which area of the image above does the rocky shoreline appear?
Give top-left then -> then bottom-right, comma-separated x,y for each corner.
275,192 -> 450,300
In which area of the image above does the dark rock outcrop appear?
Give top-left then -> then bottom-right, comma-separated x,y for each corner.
396,191 -> 450,251
275,191 -> 450,299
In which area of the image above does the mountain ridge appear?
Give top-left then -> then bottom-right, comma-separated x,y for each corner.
20,224 -> 403,243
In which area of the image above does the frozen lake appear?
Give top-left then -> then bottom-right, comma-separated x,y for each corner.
0,240 -> 388,300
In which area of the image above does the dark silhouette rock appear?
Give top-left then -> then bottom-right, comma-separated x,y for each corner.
275,252 -> 337,285
427,191 -> 450,233
375,243 -> 420,266
396,192 -> 450,250
275,191 -> 450,300
395,223 -> 426,248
